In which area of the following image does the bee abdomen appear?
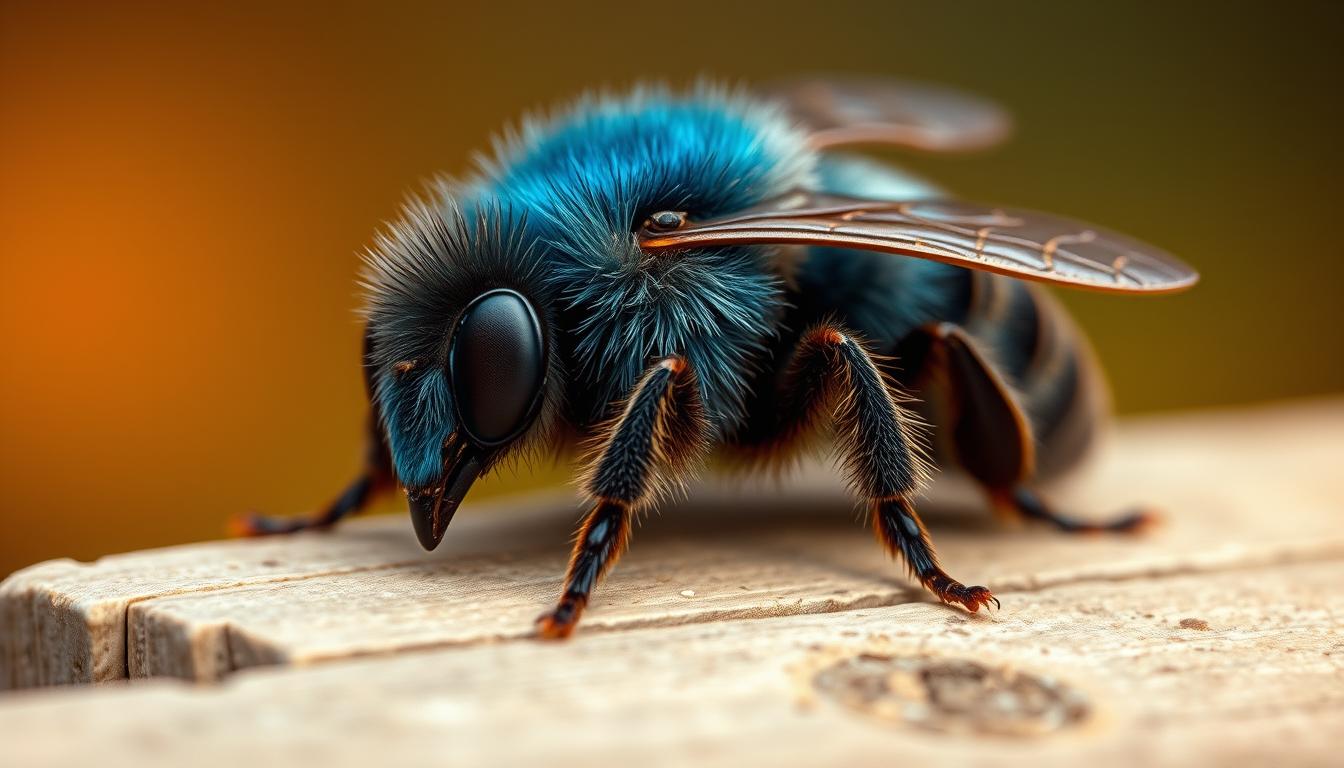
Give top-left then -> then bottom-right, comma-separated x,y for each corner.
963,274 -> 1108,481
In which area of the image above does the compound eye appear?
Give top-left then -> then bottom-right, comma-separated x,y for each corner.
644,210 -> 688,232
448,289 -> 546,447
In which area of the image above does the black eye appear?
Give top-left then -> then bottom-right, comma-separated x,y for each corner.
448,289 -> 546,447
644,210 -> 687,232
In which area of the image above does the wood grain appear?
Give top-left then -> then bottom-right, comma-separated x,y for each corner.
1,561 -> 1340,767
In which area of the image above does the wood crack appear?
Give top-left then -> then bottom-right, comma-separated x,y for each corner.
133,536 -> 1344,682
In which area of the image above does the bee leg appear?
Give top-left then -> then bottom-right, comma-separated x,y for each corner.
783,325 -> 997,613
536,357 -> 707,639
894,322 -> 1155,535
991,487 -> 1157,534
230,410 -> 395,536
892,322 -> 1035,491
233,326 -> 398,536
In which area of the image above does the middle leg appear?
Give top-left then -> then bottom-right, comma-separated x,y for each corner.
778,325 -> 997,612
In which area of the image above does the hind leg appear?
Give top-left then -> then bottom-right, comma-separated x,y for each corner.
894,322 -> 1155,534
995,487 -> 1154,534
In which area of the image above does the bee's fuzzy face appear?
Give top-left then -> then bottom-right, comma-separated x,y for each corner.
361,203 -> 561,490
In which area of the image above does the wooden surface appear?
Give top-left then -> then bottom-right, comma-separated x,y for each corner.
1,400 -> 1342,766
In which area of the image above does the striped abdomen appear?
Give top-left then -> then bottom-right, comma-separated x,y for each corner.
956,272 -> 1110,481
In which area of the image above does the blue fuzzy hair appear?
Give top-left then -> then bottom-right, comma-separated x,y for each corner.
363,83 -> 824,484
469,83 -> 817,430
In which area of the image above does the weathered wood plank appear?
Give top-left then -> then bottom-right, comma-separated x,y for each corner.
0,490 -> 585,686
3,400 -> 1342,686
2,560 -> 1340,768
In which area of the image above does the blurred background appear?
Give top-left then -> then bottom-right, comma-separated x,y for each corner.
2,2 -> 1341,576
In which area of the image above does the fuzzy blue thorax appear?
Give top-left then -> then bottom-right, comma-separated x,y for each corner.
363,87 -> 817,485
473,86 -> 816,431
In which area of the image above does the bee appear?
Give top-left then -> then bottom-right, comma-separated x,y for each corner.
237,78 -> 1198,638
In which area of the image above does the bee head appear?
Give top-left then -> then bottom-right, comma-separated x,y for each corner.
362,198 -> 558,550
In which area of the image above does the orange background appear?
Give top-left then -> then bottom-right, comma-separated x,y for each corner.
3,2 -> 1342,576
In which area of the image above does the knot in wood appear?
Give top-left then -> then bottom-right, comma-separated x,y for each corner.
811,652 -> 1090,736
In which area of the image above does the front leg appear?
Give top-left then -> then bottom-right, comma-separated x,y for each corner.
231,410 -> 395,536
537,357 -> 707,639
783,325 -> 998,612
233,327 -> 396,536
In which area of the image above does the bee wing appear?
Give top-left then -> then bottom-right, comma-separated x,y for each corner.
638,192 -> 1199,294
764,77 -> 1012,152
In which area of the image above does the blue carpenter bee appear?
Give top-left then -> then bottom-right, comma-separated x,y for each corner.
238,79 -> 1198,638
